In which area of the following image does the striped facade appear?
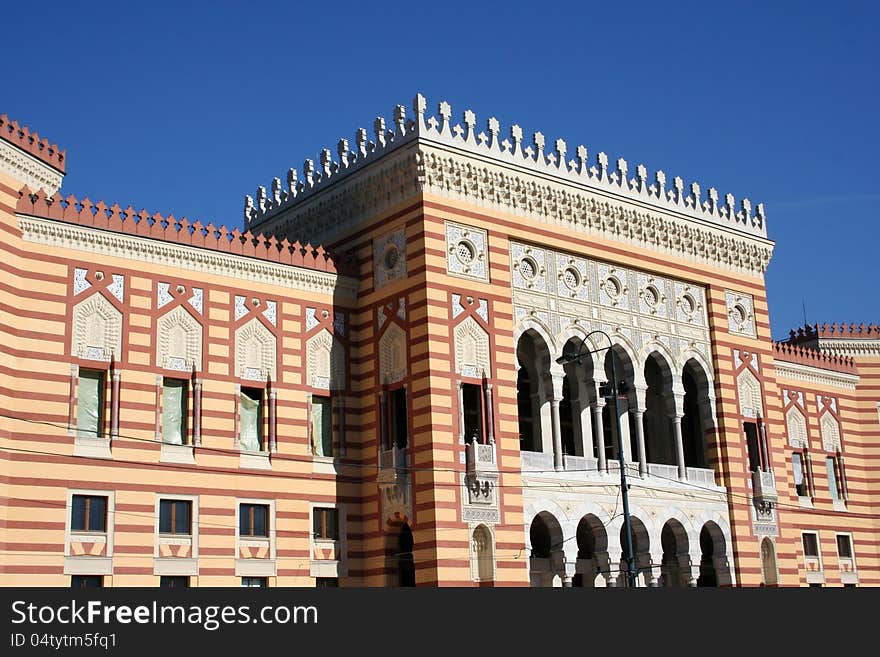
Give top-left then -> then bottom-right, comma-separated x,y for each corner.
0,97 -> 877,587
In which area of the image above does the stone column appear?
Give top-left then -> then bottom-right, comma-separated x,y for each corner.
192,374 -> 202,446
549,373 -> 565,471
110,368 -> 121,441
632,383 -> 648,476
592,396 -> 607,472
484,383 -> 495,444
671,380 -> 687,480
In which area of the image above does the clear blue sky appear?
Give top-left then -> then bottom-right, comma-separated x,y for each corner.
4,1 -> 877,339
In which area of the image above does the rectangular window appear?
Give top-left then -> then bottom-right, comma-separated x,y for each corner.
802,532 -> 820,558
836,534 -> 853,559
313,507 -> 339,541
241,577 -> 267,588
826,457 -> 841,500
462,383 -> 484,444
792,452 -> 808,497
390,388 -> 408,449
159,499 -> 192,535
71,575 -> 103,588
159,576 -> 190,588
744,422 -> 761,472
71,494 -> 107,532
77,369 -> 105,439
316,577 -> 338,588
311,396 -> 333,457
162,378 -> 188,444
240,387 -> 264,451
239,503 -> 269,537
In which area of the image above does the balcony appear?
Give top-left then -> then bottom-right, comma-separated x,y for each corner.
752,469 -> 777,504
377,447 -> 409,484
466,442 -> 496,476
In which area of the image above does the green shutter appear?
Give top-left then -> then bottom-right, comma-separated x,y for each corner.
240,389 -> 262,451
162,379 -> 187,444
76,370 -> 104,439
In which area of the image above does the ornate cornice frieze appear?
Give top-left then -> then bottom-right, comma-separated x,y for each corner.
816,339 -> 880,359
17,214 -> 357,302
0,139 -> 64,195
773,360 -> 859,390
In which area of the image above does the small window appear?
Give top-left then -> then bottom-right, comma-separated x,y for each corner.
160,576 -> 190,588
159,499 -> 192,535
239,503 -> 269,537
241,577 -> 267,588
77,369 -> 106,439
390,388 -> 408,449
802,532 -> 820,558
792,453 -> 808,497
826,457 -> 841,500
71,495 -> 107,532
311,396 -> 333,457
71,575 -> 103,588
313,507 -> 339,541
744,422 -> 761,473
240,387 -> 264,451
316,577 -> 338,588
836,535 -> 853,559
462,383 -> 484,444
162,378 -> 188,444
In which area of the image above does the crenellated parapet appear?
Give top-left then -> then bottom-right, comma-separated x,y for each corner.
772,340 -> 857,374
789,322 -> 880,342
0,114 -> 66,173
246,93 -> 769,246
15,186 -> 354,276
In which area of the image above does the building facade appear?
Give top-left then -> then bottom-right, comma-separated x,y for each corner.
0,98 -> 876,587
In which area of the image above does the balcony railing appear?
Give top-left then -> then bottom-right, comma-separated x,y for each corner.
752,469 -> 777,504
378,447 -> 408,484
466,442 -> 496,475
686,467 -> 717,486
647,463 -> 680,481
521,450 -> 554,473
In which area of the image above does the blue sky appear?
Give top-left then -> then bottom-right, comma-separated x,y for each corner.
4,1 -> 877,339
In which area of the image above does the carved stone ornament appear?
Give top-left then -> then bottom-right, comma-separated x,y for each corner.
378,323 -> 407,384
373,228 -> 406,289
306,329 -> 346,390
446,221 -> 488,282
454,316 -> 490,378
737,368 -> 762,418
156,305 -> 203,372
71,293 -> 122,361
235,318 -> 276,381
726,290 -> 756,337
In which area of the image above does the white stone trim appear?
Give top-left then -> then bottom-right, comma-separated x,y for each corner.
774,360 -> 858,390
16,214 -> 357,301
815,339 -> 880,358
153,493 -> 199,576
0,138 -> 64,194
64,488 -> 115,575
309,502 -> 347,578
235,497 -> 276,577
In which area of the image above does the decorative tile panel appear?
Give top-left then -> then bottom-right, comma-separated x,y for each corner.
373,228 -> 407,289
446,221 -> 488,282
726,290 -> 756,337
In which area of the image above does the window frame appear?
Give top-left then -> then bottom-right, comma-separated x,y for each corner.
313,507 -> 340,541
792,451 -> 809,498
241,576 -> 267,588
71,575 -> 103,588
70,494 -> 108,533
826,455 -> 842,500
161,376 -> 190,445
802,531 -> 820,559
239,502 -> 270,538
239,386 -> 266,452
461,381 -> 485,445
836,533 -> 853,560
159,499 -> 193,536
389,386 -> 408,449
310,394 -> 334,457
159,576 -> 190,588
76,367 -> 107,439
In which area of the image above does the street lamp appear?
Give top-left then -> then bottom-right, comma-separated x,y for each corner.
556,330 -> 637,588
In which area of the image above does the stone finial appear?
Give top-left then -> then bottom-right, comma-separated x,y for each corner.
271,177 -> 282,206
616,158 -> 628,188
256,186 -> 267,212
304,159 -> 315,188
287,168 -> 298,197
487,117 -> 501,152
463,109 -> 477,145
637,164 -> 648,193
577,145 -> 588,176
320,149 -> 333,178
555,138 -> 567,172
673,176 -> 684,205
374,117 -> 387,149
755,202 -> 765,228
510,124 -> 524,159
595,152 -> 608,182
244,195 -> 255,223
438,101 -> 453,137
413,93 -> 428,133
708,187 -> 719,215
394,104 -> 407,137
337,139 -> 350,169
356,128 -> 368,158
533,132 -> 546,165
740,198 -> 752,225
653,170 -> 666,200
690,182 -> 701,210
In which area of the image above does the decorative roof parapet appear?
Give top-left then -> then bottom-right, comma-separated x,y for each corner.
15,187 -> 354,275
787,322 -> 880,343
772,340 -> 857,374
0,114 -> 66,173
245,93 -> 767,240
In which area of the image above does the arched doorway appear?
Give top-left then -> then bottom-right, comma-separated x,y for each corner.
472,524 -> 494,584
516,330 -> 552,454
697,524 -> 718,587
620,516 -> 651,587
529,512 -> 563,587
761,537 -> 778,587
682,358 -> 713,470
574,514 -> 608,587
643,353 -> 675,466
397,523 -> 415,587
660,520 -> 690,587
